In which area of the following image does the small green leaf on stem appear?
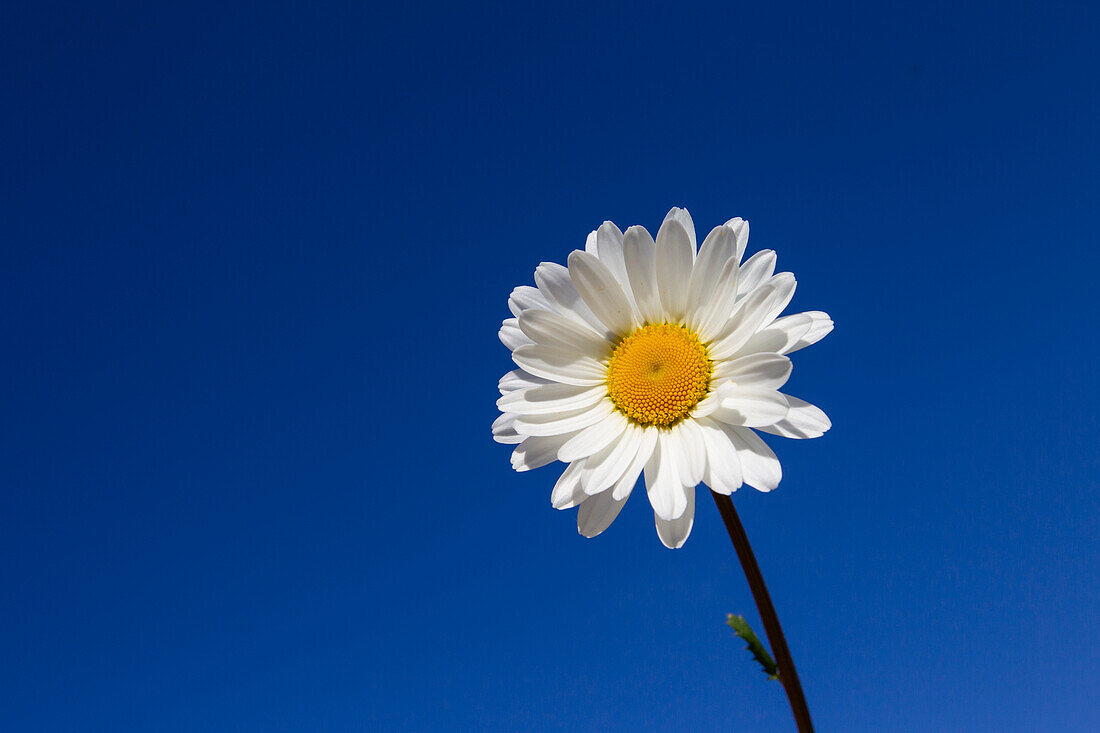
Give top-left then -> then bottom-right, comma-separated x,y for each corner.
727,614 -> 779,681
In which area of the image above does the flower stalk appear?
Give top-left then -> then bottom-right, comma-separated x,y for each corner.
711,490 -> 814,733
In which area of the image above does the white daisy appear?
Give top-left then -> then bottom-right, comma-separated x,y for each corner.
494,208 -> 833,548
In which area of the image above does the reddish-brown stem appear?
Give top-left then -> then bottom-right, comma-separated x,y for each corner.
711,490 -> 814,733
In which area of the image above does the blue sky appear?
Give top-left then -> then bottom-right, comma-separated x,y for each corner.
2,1 -> 1098,731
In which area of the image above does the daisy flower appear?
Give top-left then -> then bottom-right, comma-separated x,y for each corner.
493,208 -> 832,548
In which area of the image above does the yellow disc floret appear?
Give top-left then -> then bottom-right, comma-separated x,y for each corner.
606,323 -> 712,427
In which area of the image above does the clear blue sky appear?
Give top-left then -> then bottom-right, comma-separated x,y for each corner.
2,1 -> 1098,731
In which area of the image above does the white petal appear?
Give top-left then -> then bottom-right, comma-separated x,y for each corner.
644,431 -> 689,520
496,383 -> 606,416
664,207 -> 697,250
759,272 -> 798,326
499,318 -> 532,351
723,217 -> 750,263
655,216 -> 695,321
613,426 -> 658,500
533,261 -> 610,337
558,411 -> 629,463
759,395 -> 832,439
511,430 -> 578,471
581,424 -> 644,496
697,418 -> 742,494
551,460 -> 587,509
728,427 -> 782,492
517,308 -> 609,357
736,313 -> 813,358
690,387 -> 725,419
654,484 -> 695,549
584,229 -> 598,255
671,420 -> 706,486
591,222 -> 637,313
508,285 -> 551,317
492,413 -> 524,444
785,311 -> 834,353
511,344 -> 606,386
514,399 -> 615,437
709,277 -> 795,360
735,250 -> 776,298
577,488 -> 628,538
623,225 -> 664,323
716,352 -> 793,391
567,250 -> 636,336
713,389 -> 790,428
686,225 -> 737,321
694,257 -> 742,341
498,369 -> 551,395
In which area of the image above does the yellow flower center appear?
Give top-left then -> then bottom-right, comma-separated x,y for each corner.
606,323 -> 712,427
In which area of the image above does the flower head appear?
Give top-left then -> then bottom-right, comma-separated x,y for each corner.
494,208 -> 832,548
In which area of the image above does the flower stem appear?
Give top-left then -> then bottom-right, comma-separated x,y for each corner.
710,490 -> 814,733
